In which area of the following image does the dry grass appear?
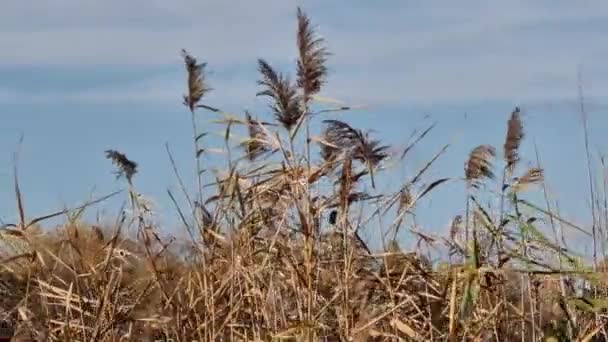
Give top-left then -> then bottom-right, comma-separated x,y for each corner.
1,7 -> 607,342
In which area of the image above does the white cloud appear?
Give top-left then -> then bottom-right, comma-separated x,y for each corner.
1,1 -> 607,106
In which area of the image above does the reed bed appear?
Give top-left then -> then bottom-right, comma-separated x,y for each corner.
0,7 -> 606,342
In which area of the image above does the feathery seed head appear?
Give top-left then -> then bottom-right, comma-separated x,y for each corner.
504,107 -> 524,171
465,145 -> 496,188
296,7 -> 330,102
105,149 -> 138,183
256,59 -> 303,130
181,49 -> 211,111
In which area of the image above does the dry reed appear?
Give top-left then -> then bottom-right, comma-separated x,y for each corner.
0,7 -> 606,342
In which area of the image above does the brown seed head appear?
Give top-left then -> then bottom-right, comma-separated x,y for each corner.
256,59 -> 303,130
504,107 -> 524,171
296,7 -> 329,102
105,149 -> 138,183
181,49 -> 211,111
465,145 -> 496,188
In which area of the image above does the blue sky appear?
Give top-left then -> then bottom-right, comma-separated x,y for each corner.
1,1 -> 608,254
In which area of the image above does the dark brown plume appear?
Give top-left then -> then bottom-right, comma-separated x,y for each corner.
105,149 -> 138,183
256,59 -> 303,130
320,119 -> 361,162
296,7 -> 329,102
504,107 -> 523,171
320,120 -> 389,167
181,49 -> 211,111
353,132 -> 390,170
320,120 -> 389,188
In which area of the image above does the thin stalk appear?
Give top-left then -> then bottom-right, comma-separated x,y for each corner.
189,108 -> 213,339
528,274 -> 536,342
342,215 -> 350,337
225,123 -> 233,171
498,167 -> 508,264
465,189 -> 471,263
497,167 -> 511,337
601,155 -> 608,263
534,140 -> 574,339
305,113 -> 312,173
520,270 -> 525,342
191,109 -> 204,206
300,101 -> 315,337
578,71 -> 598,272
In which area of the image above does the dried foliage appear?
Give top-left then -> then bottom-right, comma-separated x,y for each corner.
512,167 -> 545,192
518,167 -> 544,185
242,111 -> 270,161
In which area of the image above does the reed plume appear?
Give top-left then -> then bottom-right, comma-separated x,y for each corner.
320,119 -> 389,167
320,119 -> 389,187
504,107 -> 524,172
353,132 -> 390,169
256,59 -> 303,130
465,145 -> 496,188
105,149 -> 137,183
296,7 -> 329,102
320,119 -> 361,162
181,49 -> 211,111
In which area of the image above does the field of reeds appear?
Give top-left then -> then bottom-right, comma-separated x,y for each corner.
1,7 -> 607,342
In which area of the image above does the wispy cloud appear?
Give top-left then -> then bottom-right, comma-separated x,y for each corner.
1,1 -> 607,107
